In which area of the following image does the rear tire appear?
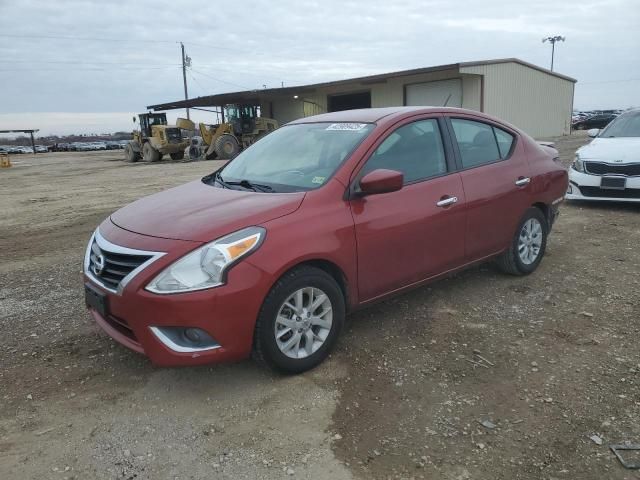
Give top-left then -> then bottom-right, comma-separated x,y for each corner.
253,266 -> 345,374
170,151 -> 185,160
214,134 -> 240,159
124,143 -> 139,162
142,142 -> 161,162
496,207 -> 548,275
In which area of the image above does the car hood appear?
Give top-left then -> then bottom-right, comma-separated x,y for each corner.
110,180 -> 305,242
577,137 -> 640,162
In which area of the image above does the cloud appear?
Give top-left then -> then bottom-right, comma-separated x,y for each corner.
0,0 -> 638,133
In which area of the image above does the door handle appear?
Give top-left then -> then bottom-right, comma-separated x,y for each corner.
436,196 -> 458,207
515,177 -> 531,186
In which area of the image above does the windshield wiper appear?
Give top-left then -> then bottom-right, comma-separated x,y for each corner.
214,173 -> 273,192
226,179 -> 274,192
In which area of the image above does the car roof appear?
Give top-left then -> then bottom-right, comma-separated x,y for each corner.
288,106 -> 522,134
288,106 -> 500,125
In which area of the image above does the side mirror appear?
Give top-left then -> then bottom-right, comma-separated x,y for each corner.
359,169 -> 403,195
587,128 -> 600,138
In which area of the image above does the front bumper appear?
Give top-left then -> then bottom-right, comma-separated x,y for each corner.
566,169 -> 640,203
84,221 -> 272,366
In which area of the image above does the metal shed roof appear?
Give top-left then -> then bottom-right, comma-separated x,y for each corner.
147,58 -> 577,111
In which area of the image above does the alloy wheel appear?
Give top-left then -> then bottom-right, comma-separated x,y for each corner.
518,218 -> 543,265
274,287 -> 333,359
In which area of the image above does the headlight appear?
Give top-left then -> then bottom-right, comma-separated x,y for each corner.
146,226 -> 265,294
572,154 -> 585,173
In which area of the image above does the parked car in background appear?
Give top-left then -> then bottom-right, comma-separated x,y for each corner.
573,113 -> 617,130
567,109 -> 640,202
13,146 -> 34,154
53,143 -> 71,152
84,107 -> 567,373
35,145 -> 48,153
75,143 -> 93,151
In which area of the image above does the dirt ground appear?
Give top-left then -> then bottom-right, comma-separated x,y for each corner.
1,135 -> 638,480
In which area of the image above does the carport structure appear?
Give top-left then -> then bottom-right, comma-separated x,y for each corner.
0,129 -> 39,153
148,58 -> 576,138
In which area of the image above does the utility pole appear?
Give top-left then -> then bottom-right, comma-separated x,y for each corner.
542,35 -> 565,71
180,42 -> 191,119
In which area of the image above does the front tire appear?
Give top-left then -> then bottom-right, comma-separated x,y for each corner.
214,134 -> 240,159
253,266 -> 345,374
142,142 -> 161,162
124,143 -> 139,162
496,207 -> 548,275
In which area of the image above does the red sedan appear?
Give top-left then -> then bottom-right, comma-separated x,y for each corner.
84,107 -> 567,373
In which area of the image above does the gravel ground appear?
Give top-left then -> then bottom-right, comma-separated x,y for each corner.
0,135 -> 638,479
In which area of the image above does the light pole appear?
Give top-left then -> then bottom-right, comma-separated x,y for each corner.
542,36 -> 565,71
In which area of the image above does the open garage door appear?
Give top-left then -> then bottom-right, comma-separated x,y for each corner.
405,79 -> 462,107
328,91 -> 371,112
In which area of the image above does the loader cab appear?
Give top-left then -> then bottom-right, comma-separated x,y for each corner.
139,113 -> 167,138
224,104 -> 258,136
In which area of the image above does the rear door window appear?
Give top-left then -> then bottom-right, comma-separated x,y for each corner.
494,127 -> 515,158
450,118 -> 514,168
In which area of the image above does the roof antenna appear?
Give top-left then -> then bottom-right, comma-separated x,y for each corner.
443,93 -> 452,107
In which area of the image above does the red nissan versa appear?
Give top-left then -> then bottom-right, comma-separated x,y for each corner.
84,107 -> 567,373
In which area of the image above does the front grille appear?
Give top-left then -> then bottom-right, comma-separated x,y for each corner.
165,128 -> 182,144
89,239 -> 152,291
579,186 -> 640,199
585,162 -> 640,176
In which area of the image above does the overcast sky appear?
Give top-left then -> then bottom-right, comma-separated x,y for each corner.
1,0 -> 639,136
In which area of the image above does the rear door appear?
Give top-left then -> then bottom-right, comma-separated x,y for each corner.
349,116 -> 466,301
446,115 -> 532,261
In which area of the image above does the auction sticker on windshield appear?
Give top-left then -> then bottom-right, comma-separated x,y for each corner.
325,123 -> 368,131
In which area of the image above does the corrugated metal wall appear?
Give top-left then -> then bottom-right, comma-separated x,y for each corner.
259,62 -> 573,137
460,62 -> 574,137
263,69 -> 482,123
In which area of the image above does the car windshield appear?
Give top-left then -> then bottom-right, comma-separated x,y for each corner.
211,122 -> 375,192
599,112 -> 640,138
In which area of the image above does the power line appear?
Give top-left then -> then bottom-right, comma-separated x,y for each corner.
579,78 -> 640,85
0,66 -> 181,72
190,68 -> 250,90
0,59 -> 180,66
188,72 -> 210,96
0,33 -> 177,44
0,33 -> 303,62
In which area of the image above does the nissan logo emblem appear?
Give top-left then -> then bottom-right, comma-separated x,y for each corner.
92,252 -> 106,276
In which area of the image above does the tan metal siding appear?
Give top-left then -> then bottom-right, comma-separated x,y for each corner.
295,69 -> 463,111
270,97 -> 305,124
460,62 -> 574,137
461,75 -> 482,111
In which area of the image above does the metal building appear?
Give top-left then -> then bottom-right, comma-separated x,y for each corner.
149,58 -> 576,138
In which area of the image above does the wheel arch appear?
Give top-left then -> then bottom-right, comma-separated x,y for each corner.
267,258 -> 353,312
531,201 -> 550,228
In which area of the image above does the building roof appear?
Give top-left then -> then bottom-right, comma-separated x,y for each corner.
147,58 -> 577,111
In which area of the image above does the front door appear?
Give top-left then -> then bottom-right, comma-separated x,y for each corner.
349,117 -> 467,302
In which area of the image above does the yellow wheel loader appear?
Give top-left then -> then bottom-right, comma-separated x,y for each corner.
192,104 -> 278,160
125,113 -> 194,163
